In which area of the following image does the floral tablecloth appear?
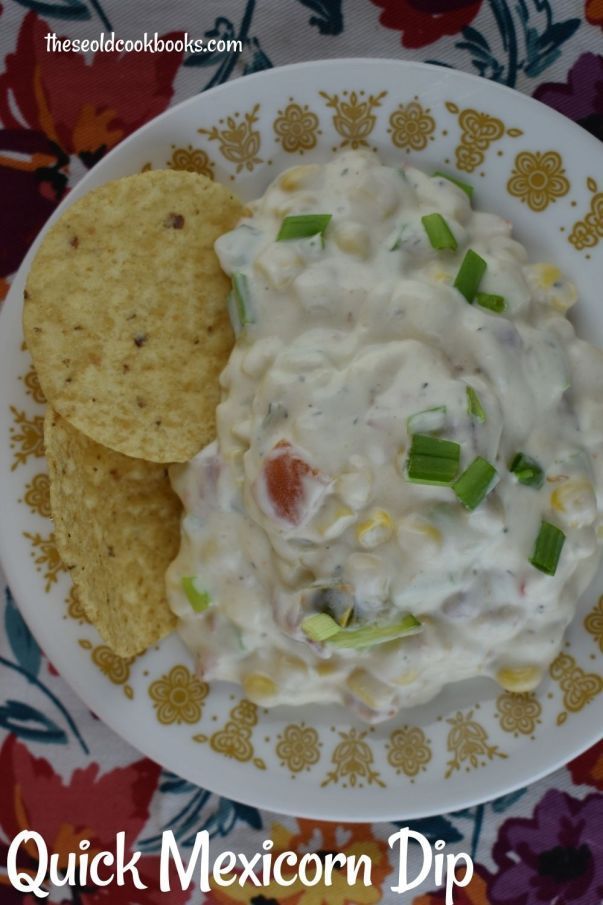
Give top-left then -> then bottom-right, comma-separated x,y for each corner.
1,1 -> 602,902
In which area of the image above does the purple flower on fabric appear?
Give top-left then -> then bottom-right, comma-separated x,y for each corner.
533,53 -> 603,142
489,789 -> 603,905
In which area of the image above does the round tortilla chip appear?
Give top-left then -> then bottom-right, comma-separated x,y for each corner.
45,407 -> 182,657
25,170 -> 241,463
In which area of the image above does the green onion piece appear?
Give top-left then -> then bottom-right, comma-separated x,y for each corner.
329,614 -> 422,649
421,213 -> 458,251
433,170 -> 474,199
466,386 -> 486,423
529,520 -> 565,576
454,249 -> 487,303
182,577 -> 211,613
475,292 -> 506,314
302,612 -> 340,642
407,405 -> 447,435
276,213 -> 332,244
453,456 -> 498,510
231,272 -> 253,332
509,452 -> 544,489
406,433 -> 461,486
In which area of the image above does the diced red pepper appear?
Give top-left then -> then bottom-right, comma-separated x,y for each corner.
260,440 -> 324,525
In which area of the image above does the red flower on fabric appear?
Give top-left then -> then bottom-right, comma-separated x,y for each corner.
568,739 -> 603,791
0,735 -> 190,904
370,0 -> 484,49
0,128 -> 68,280
0,12 -> 183,165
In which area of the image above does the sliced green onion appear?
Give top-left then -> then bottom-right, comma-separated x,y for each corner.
476,292 -> 506,314
466,386 -> 486,423
433,170 -> 474,199
302,612 -> 341,642
454,249 -> 487,303
388,222 -> 409,251
228,272 -> 253,337
453,456 -> 498,510
182,577 -> 211,613
406,433 -> 461,486
529,520 -> 565,576
407,405 -> 447,435
421,213 -> 457,251
510,452 -> 544,489
329,614 -> 422,650
276,213 -> 332,244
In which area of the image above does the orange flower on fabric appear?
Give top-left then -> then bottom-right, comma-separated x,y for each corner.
205,819 -> 391,905
586,0 -> 603,27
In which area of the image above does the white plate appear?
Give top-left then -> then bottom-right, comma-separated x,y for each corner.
1,59 -> 602,822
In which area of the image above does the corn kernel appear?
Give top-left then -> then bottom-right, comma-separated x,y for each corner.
279,165 -> 320,192
392,669 -> 418,686
537,264 -> 562,288
356,509 -> 394,549
496,665 -> 542,693
551,479 -> 596,528
316,660 -> 339,676
315,500 -> 356,540
276,653 -> 309,680
243,673 -> 278,701
333,222 -> 370,258
335,461 -> 373,510
346,668 -> 392,709
255,246 -> 303,289
398,514 -> 442,548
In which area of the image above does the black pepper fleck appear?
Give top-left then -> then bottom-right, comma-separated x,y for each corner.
165,212 -> 185,229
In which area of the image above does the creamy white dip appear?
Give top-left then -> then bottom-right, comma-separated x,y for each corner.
166,151 -> 603,722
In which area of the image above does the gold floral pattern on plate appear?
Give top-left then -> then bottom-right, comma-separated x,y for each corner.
198,104 -> 262,173
445,102 -> 522,172
194,698 -> 266,770
66,585 -> 90,624
19,365 -> 46,404
79,639 -> 137,699
584,596 -> 603,653
167,144 -> 214,179
21,472 -> 51,519
445,710 -> 507,778
386,725 -> 432,777
388,100 -> 435,152
9,407 -> 45,471
496,692 -> 542,737
22,531 -> 66,592
321,728 -> 385,789
568,177 -> 603,251
275,722 -> 321,774
273,100 -> 321,154
320,89 -> 387,150
149,664 -> 208,725
507,150 -> 570,212
549,652 -> 603,725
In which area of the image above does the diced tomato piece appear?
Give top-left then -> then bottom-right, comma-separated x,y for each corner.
261,440 -> 323,525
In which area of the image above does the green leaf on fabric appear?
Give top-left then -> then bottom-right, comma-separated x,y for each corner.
11,0 -> 90,20
0,700 -> 67,744
4,587 -> 41,678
